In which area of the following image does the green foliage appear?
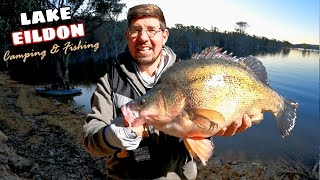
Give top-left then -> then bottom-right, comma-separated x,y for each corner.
93,0 -> 125,20
234,21 -> 249,34
166,24 -> 289,58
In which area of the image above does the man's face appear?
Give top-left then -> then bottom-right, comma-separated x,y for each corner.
126,17 -> 169,66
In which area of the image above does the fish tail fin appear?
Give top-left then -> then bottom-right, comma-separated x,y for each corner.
183,138 -> 214,165
275,98 -> 299,137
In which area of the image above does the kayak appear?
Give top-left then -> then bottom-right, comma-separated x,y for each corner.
35,87 -> 82,96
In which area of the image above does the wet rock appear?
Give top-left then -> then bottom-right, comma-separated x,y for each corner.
8,156 -> 35,175
0,141 -> 16,165
232,163 -> 247,175
209,156 -> 224,166
0,130 -> 7,141
0,174 -> 21,180
232,160 -> 239,165
0,148 -> 9,164
208,173 -> 222,180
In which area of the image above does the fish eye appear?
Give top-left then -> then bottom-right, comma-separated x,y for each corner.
139,99 -> 146,105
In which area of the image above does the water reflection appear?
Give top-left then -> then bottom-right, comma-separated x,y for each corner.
73,84 -> 96,113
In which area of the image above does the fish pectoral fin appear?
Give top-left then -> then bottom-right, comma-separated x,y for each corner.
184,138 -> 213,165
191,109 -> 225,130
192,109 -> 225,122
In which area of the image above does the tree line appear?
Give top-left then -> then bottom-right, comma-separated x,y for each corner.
0,0 -> 312,83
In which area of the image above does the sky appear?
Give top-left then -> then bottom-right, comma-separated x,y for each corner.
118,0 -> 319,45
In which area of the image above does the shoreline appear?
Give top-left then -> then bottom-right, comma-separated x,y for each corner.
0,73 -> 317,179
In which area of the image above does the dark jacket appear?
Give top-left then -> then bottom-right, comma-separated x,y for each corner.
83,46 -> 197,179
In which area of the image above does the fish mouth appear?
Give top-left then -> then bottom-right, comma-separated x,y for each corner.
121,105 -> 140,127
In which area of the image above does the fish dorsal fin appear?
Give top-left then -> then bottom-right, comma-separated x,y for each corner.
237,55 -> 269,85
191,46 -> 235,61
184,138 -> 214,165
191,46 -> 269,85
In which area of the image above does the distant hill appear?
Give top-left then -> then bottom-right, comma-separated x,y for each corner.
291,44 -> 319,50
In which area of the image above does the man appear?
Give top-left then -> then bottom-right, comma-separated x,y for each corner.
82,4 -> 252,179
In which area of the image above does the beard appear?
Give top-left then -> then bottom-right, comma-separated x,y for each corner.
134,50 -> 162,66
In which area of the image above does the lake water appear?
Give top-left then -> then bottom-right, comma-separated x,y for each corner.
73,49 -> 319,170
213,49 -> 319,167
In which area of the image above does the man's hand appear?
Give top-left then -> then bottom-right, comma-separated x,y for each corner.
104,117 -> 143,150
215,114 -> 252,136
